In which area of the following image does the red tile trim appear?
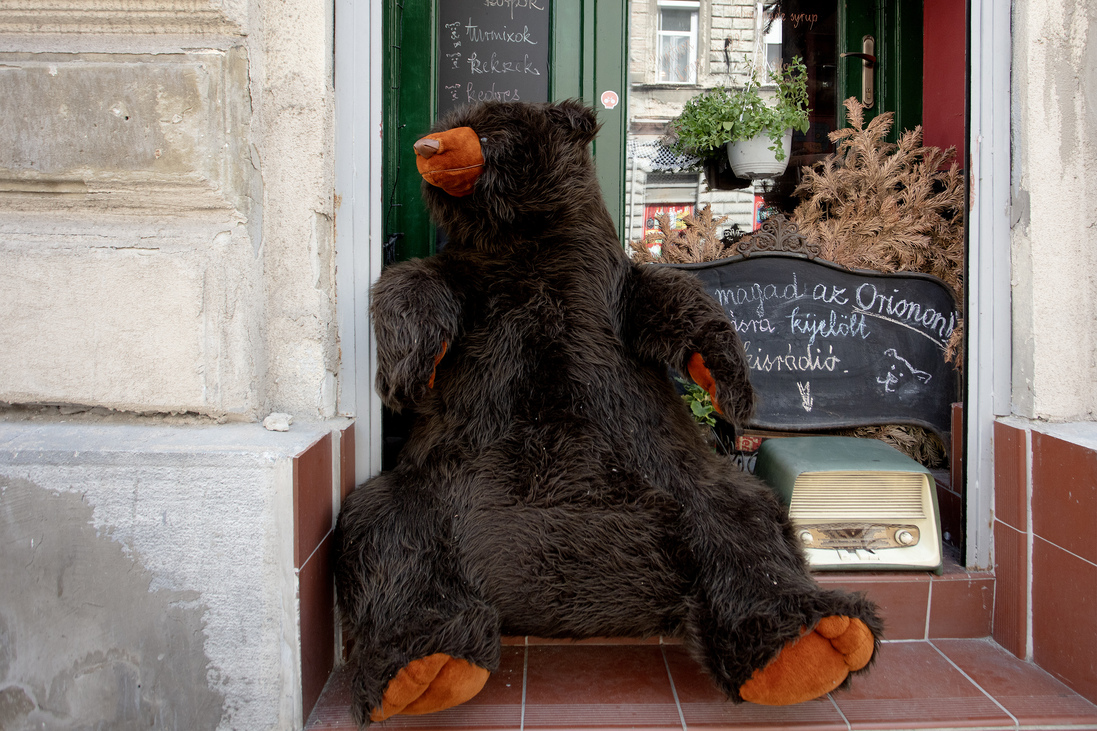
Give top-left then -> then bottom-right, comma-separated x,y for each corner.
1032,432 -> 1097,565
339,423 -> 355,502
993,421 -> 1028,532
928,575 -> 994,638
294,432 -> 334,568
301,532 -> 335,722
1032,537 -> 1097,703
992,519 -> 1028,658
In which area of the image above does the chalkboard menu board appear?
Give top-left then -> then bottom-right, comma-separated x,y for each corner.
668,254 -> 960,439
437,0 -> 551,118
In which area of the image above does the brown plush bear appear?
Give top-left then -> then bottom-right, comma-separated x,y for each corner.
334,99 -> 882,726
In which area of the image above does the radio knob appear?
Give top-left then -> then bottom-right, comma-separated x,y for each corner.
799,530 -> 814,545
896,529 -> 915,546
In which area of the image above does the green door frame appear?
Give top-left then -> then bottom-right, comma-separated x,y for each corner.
551,0 -> 628,239
382,0 -> 628,263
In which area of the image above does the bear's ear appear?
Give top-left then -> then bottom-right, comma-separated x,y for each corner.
548,99 -> 600,144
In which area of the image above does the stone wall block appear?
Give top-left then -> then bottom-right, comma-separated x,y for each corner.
0,47 -> 253,217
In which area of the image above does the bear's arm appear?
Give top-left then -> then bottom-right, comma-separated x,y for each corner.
371,257 -> 462,411
625,264 -> 755,426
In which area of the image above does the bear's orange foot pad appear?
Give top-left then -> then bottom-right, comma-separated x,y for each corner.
739,616 -> 875,706
370,653 -> 491,722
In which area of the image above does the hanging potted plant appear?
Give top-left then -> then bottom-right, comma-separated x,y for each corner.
669,57 -> 811,180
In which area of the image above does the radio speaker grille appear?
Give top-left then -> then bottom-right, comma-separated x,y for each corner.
790,472 -> 928,521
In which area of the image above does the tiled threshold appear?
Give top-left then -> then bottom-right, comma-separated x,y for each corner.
307,555 -> 1096,730
307,638 -> 1097,730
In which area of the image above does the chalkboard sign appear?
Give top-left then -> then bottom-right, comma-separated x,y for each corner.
438,0 -> 551,118
668,254 -> 960,440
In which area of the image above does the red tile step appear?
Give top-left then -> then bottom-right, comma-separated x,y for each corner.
307,639 -> 1097,731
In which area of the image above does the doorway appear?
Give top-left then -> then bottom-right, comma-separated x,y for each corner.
624,0 -> 970,555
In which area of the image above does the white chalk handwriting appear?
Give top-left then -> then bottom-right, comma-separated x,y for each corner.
466,51 -> 542,76
743,342 -> 842,374
483,0 -> 546,20
465,82 -> 522,103
854,282 -> 956,342
465,20 -> 539,44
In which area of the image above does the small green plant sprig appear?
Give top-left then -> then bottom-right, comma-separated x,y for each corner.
669,57 -> 811,162
676,377 -> 717,427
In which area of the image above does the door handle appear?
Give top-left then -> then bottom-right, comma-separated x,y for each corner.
841,35 -> 876,108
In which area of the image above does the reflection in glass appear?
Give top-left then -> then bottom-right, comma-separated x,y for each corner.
626,1 -> 837,250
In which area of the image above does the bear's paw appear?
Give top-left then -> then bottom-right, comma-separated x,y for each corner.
738,615 -> 875,706
370,653 -> 491,722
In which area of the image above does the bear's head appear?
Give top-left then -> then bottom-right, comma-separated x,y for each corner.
414,100 -> 604,247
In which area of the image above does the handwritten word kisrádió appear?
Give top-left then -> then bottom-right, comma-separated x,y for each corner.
743,343 -> 842,373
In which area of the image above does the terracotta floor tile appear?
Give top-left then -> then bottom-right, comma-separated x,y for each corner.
526,635 -> 662,646
662,645 -> 848,730
817,576 -> 930,640
934,638 -> 1097,727
523,645 -> 681,730
927,575 -> 994,638
829,641 -> 1014,729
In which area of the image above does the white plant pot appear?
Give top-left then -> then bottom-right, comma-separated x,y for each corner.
726,130 -> 793,179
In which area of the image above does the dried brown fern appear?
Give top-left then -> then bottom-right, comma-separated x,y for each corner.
791,98 -> 965,363
629,205 -> 740,264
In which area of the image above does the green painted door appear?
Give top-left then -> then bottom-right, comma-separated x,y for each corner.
838,0 -> 922,138
381,0 -> 628,265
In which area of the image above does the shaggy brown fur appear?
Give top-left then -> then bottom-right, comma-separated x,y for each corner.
334,100 -> 882,725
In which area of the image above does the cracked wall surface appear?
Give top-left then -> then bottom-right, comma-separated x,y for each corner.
1011,0 -> 1097,421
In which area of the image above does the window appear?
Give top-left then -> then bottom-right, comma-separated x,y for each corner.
762,14 -> 782,82
657,1 -> 699,83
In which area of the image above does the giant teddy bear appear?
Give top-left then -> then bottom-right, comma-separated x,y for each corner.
334,100 -> 882,725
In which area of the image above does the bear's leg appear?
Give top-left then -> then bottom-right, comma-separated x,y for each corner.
334,472 -> 501,725
678,473 -> 882,705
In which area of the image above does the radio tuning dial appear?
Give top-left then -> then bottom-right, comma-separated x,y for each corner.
799,530 -> 814,545
896,529 -> 915,546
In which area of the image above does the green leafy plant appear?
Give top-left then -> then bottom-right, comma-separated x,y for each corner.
669,57 -> 811,162
676,377 -> 717,427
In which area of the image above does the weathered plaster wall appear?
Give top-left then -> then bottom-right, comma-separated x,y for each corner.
251,0 -> 338,418
0,421 -> 333,730
0,0 -> 337,421
1011,0 -> 1097,421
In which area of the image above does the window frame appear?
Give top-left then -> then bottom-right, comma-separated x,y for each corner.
656,0 -> 700,84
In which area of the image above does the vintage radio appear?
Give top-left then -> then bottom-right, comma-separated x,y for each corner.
753,436 -> 942,571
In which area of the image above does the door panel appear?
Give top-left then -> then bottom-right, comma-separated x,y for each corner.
839,0 -> 922,137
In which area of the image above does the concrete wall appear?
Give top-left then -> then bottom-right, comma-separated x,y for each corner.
1010,0 -> 1097,421
0,420 -> 344,730
0,0 -> 337,421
